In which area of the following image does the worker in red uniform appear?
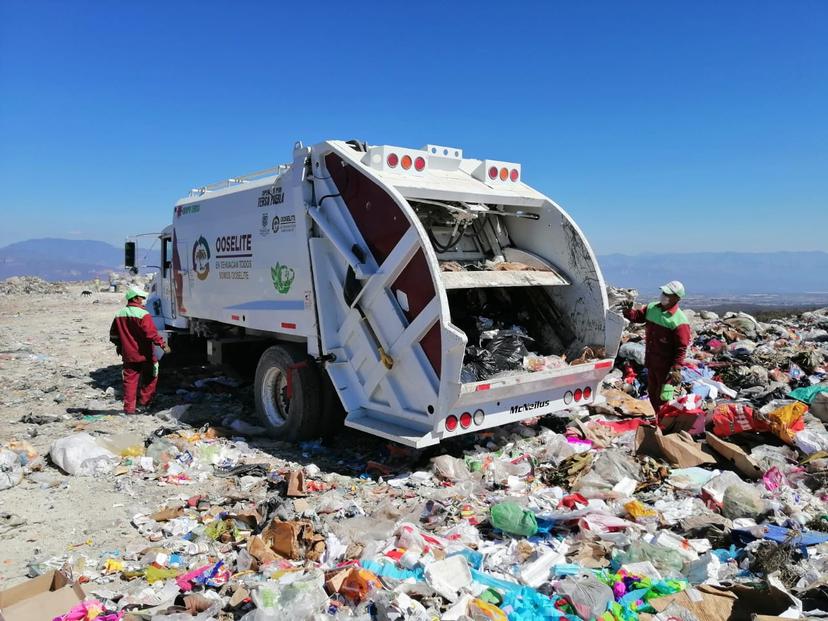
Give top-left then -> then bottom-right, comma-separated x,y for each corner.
622,281 -> 691,414
109,287 -> 170,414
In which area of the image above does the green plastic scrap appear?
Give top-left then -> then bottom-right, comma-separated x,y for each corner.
490,501 -> 538,537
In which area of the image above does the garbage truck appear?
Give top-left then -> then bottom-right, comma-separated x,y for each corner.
127,139 -> 624,447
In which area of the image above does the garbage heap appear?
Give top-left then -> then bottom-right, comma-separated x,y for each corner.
0,276 -> 69,295
7,309 -> 828,621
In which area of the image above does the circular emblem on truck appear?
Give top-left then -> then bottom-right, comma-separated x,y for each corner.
192,236 -> 211,280
271,216 -> 280,233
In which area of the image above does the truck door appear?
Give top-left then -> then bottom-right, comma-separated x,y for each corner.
160,235 -> 176,319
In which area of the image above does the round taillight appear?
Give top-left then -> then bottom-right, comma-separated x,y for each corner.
401,155 -> 413,170
510,168 -> 519,182
460,412 -> 472,429
564,391 -> 573,405
445,415 -> 458,431
414,156 -> 426,171
488,166 -> 498,179
574,389 -> 583,402
584,387 -> 592,400
387,153 -> 399,168
499,167 -> 508,181
473,409 -> 485,425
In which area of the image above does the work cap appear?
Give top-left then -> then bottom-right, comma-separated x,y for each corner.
660,280 -> 686,299
125,287 -> 148,301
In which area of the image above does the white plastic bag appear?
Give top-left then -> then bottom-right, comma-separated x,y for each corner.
0,449 -> 23,490
49,432 -> 118,476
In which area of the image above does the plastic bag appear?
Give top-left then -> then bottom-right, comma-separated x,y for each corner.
481,329 -> 532,372
555,573 -> 614,620
461,346 -> 498,382
767,401 -> 807,444
619,342 -> 646,366
722,484 -> 765,520
489,501 -> 538,537
0,448 -> 23,490
243,570 -> 328,621
710,402 -> 767,437
617,540 -> 685,574
432,455 -> 471,481
49,433 -> 118,476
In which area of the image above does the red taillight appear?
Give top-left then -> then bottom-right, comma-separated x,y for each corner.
445,415 -> 458,431
414,156 -> 426,171
401,155 -> 413,170
574,388 -> 583,402
488,166 -> 498,179
499,167 -> 508,181
387,153 -> 399,168
460,412 -> 472,429
584,387 -> 592,400
510,168 -> 519,182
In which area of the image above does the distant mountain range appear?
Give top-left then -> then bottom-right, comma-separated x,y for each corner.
1,239 -> 827,302
599,251 -> 828,297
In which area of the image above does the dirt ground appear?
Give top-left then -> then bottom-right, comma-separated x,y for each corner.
0,284 -> 421,590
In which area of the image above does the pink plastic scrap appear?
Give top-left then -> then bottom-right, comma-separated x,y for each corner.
53,600 -> 124,621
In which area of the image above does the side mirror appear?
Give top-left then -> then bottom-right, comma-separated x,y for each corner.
124,241 -> 136,268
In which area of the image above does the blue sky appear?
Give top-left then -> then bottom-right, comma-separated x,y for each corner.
1,1 -> 826,254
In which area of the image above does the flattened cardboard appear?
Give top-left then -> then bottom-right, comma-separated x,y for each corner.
635,426 -> 717,468
649,585 -> 737,621
0,571 -> 86,621
603,388 -> 655,418
706,432 -> 763,480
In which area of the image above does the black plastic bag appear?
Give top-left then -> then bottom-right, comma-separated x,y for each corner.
461,346 -> 497,382
482,329 -> 532,372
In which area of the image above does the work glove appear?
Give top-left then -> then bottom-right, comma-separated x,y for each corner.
163,344 -> 172,354
619,300 -> 634,311
668,367 -> 682,385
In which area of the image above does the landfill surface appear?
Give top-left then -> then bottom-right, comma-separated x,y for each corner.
1,280 -> 827,621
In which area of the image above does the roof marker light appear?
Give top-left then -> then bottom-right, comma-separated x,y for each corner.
510,168 -> 519,182
488,166 -> 498,179
387,153 -> 399,168
414,156 -> 426,171
499,167 -> 508,181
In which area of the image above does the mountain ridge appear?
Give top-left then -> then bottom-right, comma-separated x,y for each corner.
1,238 -> 826,298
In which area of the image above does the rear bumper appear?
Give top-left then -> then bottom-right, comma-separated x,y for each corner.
435,358 -> 614,440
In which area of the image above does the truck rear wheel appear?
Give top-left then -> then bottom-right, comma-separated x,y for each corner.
254,345 -> 324,441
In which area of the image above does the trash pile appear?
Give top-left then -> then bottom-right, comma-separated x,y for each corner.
451,289 -> 603,383
0,276 -> 69,295
3,307 -> 828,621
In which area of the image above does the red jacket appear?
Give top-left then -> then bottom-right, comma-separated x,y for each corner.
623,302 -> 691,372
109,300 -> 166,363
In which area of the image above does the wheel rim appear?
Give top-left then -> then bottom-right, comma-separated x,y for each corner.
261,366 -> 290,427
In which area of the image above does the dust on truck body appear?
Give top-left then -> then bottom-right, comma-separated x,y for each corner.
141,140 -> 624,447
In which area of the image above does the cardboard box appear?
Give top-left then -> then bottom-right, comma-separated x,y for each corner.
0,571 -> 86,621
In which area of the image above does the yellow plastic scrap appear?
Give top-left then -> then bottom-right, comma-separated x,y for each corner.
145,566 -> 181,583
468,599 -> 508,621
624,500 -> 658,520
103,558 -> 124,574
768,402 -> 808,444
119,445 -> 144,457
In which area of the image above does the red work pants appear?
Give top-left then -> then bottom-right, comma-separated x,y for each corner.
122,361 -> 158,413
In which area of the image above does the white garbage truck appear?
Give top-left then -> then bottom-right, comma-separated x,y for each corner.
128,139 -> 624,447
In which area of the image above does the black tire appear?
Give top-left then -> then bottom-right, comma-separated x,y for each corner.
254,344 -> 324,441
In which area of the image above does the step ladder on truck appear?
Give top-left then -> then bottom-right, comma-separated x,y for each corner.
126,140 -> 624,447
